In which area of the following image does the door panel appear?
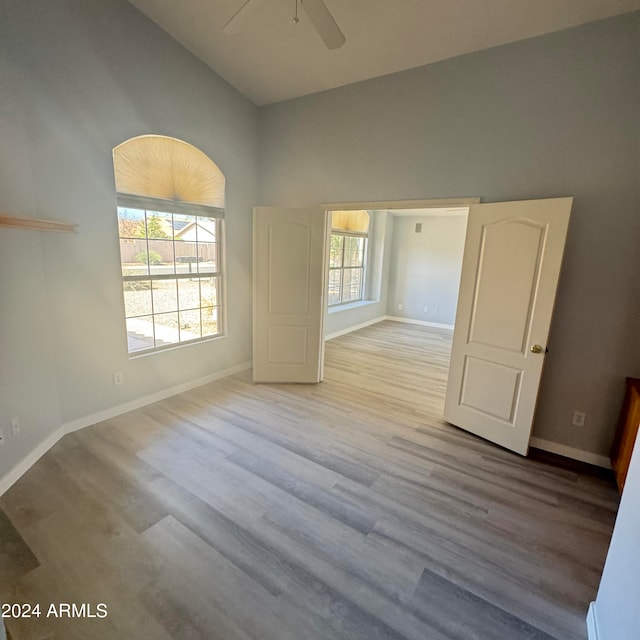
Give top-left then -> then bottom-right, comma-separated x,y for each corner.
460,357 -> 522,422
267,326 -> 308,364
253,207 -> 329,383
268,221 -> 311,315
444,198 -> 572,455
469,220 -> 545,351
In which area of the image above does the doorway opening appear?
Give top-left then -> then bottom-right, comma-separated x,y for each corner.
253,197 -> 572,456
325,206 -> 468,333
324,203 -> 469,434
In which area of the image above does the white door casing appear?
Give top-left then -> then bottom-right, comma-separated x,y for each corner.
253,207 -> 329,383
444,198 -> 572,455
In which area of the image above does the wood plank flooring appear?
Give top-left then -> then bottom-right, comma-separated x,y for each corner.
0,321 -> 619,640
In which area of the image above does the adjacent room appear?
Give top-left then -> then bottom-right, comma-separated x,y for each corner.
325,207 -> 468,338
1,2 -> 640,640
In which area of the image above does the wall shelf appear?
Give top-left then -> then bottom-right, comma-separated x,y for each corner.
0,213 -> 77,233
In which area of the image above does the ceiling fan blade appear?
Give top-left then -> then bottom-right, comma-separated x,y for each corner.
223,0 -> 264,35
300,0 -> 346,49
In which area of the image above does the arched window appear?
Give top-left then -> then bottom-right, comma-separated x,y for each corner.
113,135 -> 225,354
329,210 -> 369,306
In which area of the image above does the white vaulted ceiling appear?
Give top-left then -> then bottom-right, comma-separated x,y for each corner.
127,0 -> 640,105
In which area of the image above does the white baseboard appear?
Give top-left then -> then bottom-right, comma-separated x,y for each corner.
529,437 -> 611,469
385,316 -> 455,330
325,316 -> 386,341
0,426 -> 65,497
0,361 -> 252,497
63,361 -> 252,434
587,602 -> 600,640
325,313 -> 453,340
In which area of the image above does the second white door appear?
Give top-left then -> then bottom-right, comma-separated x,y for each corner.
253,207 -> 329,383
444,198 -> 572,455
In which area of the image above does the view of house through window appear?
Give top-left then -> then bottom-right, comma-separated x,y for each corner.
113,136 -> 225,354
329,210 -> 369,306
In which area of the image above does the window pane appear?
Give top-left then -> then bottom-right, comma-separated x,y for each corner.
118,207 -> 145,239
153,312 -> 180,346
179,309 -> 202,341
175,242 -> 199,274
196,217 -> 217,242
152,279 -> 178,314
328,269 -> 342,305
173,214 -> 197,241
330,235 -> 344,268
147,239 -> 175,275
126,316 -> 155,352
120,239 -> 149,276
123,280 -> 152,317
344,236 -> 365,267
197,242 -> 217,273
173,214 -> 198,249
177,278 -> 200,310
145,211 -> 173,239
173,213 -> 191,231
201,307 -> 219,336
342,268 -> 363,302
200,277 -> 218,307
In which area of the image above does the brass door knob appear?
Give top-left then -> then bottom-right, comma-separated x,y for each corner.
530,344 -> 543,354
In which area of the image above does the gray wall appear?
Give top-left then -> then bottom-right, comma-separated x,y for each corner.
0,64 -> 62,478
0,0 -> 258,477
259,13 -> 640,457
388,215 -> 467,325
593,437 -> 640,639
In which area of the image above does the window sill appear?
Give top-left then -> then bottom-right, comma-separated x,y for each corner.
328,300 -> 379,314
128,333 -> 227,359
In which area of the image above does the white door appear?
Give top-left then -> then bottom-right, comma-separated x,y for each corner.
444,198 -> 572,455
253,207 -> 329,383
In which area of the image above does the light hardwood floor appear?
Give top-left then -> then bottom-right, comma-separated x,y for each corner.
0,321 -> 619,640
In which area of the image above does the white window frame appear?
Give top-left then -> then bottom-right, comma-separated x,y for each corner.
328,230 -> 368,307
117,193 -> 225,355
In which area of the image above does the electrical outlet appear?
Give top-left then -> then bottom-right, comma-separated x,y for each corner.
572,410 -> 586,427
434,307 -> 439,315
398,303 -> 403,311
0,428 -> 4,447
423,306 -> 429,313
113,371 -> 124,386
11,416 -> 21,436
